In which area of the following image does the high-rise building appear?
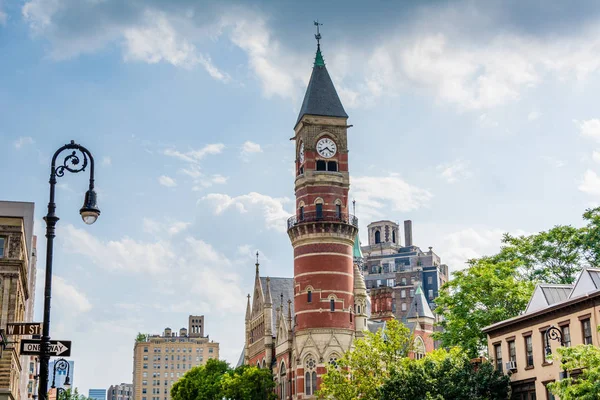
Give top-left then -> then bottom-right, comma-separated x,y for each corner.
0,201 -> 36,400
361,220 -> 449,321
242,33 -> 374,399
107,383 -> 133,400
132,316 -> 219,400
89,389 -> 107,400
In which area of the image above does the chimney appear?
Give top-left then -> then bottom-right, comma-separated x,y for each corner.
404,220 -> 413,247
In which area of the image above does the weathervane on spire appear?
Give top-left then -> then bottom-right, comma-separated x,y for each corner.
314,20 -> 322,45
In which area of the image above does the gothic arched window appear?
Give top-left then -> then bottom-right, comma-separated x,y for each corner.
414,336 -> 426,360
280,361 -> 286,399
304,357 -> 317,395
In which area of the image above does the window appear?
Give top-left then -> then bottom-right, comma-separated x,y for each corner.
336,204 -> 342,218
561,325 -> 571,347
316,160 -> 326,171
144,347 -> 149,353
307,290 -> 312,303
401,303 -> 407,311
582,319 -> 593,344
305,357 -> 317,395
494,344 -> 502,372
428,290 -> 434,299
375,231 -> 381,244
414,337 -> 426,360
542,332 -> 550,363
427,276 -> 432,285
401,278 -> 407,285
401,290 -> 406,298
280,361 -> 287,399
409,289 -> 415,298
387,278 -> 395,287
508,340 -> 516,363
209,348 -> 214,353
327,161 -> 338,171
316,204 -> 323,219
299,206 -> 304,221
392,230 -> 396,243
330,299 -> 335,312
525,336 -> 533,367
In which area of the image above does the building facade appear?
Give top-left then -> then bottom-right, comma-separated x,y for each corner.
107,383 -> 133,400
361,220 -> 449,321
0,201 -> 36,400
132,316 -> 219,400
483,268 -> 600,400
88,389 -> 107,400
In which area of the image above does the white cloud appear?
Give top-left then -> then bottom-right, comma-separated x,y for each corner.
528,111 -> 541,121
143,218 -> 190,235
164,143 -> 225,164
351,175 -> 432,221
158,175 -> 177,187
168,221 -> 190,235
102,156 -> 112,166
53,276 -> 92,313
241,141 -> 262,159
577,119 -> 600,142
191,174 -> 229,191
14,136 -> 34,149
436,159 -> 472,183
593,151 -> 600,164
201,192 -> 291,232
579,169 -> 600,197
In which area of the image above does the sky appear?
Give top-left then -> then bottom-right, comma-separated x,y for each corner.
3,0 -> 600,394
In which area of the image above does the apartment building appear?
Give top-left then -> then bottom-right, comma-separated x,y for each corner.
132,316 -> 219,400
483,268 -> 600,400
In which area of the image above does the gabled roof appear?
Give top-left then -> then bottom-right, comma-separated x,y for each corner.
525,284 -> 573,314
406,285 -> 435,320
259,277 -> 294,333
569,268 -> 600,299
295,45 -> 348,127
367,320 -> 386,334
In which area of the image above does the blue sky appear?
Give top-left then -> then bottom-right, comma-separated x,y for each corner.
3,0 -> 600,393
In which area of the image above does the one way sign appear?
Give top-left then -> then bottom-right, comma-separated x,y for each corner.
20,340 -> 71,357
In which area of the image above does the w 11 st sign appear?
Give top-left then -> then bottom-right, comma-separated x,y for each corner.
20,340 -> 71,357
7,323 -> 42,336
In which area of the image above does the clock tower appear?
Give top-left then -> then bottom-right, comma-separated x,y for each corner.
287,32 -> 358,398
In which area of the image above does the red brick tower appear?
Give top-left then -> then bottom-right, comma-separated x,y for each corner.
286,31 -> 358,398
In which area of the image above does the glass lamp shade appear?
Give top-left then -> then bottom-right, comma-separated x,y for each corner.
80,189 -> 100,225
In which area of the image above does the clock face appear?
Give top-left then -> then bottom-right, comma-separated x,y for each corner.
299,142 -> 304,164
316,138 -> 337,158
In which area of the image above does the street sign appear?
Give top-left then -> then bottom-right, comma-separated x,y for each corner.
6,323 -> 42,336
20,340 -> 71,357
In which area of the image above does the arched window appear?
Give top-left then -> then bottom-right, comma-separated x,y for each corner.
257,361 -> 260,368
262,359 -> 266,369
299,206 -> 304,221
316,203 -> 323,219
307,290 -> 312,303
330,298 -> 335,312
327,161 -> 337,171
414,337 -> 426,360
375,230 -> 381,244
316,160 -> 326,171
304,357 -> 317,395
280,361 -> 286,399
392,230 -> 396,243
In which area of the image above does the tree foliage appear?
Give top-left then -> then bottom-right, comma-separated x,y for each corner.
221,365 -> 276,400
547,329 -> 600,400
379,348 -> 511,400
318,319 -> 413,400
135,332 -> 148,342
56,388 -> 92,400
170,359 -> 276,400
434,259 -> 534,358
581,207 -> 600,267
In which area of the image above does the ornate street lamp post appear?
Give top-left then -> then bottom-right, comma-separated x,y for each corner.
39,141 -> 100,400
545,325 -> 568,380
51,358 -> 71,400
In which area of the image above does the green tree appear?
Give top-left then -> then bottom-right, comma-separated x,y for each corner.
379,348 -> 511,400
581,207 -> 600,267
497,225 -> 584,284
135,332 -> 148,342
434,259 -> 534,357
318,319 -> 413,400
547,328 -> 600,400
171,359 -> 229,400
56,388 -> 92,400
221,365 -> 277,400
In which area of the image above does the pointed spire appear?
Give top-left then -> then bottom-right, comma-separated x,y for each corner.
255,251 -> 260,276
265,277 -> 272,305
245,294 -> 251,321
314,44 -> 325,67
407,284 -> 434,320
353,263 -> 367,293
287,299 -> 293,326
353,233 -> 364,260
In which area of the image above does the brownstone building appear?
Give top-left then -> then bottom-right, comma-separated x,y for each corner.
0,201 -> 36,400
483,268 -> 600,400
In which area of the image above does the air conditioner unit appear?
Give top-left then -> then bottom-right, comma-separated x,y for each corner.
505,360 -> 517,371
